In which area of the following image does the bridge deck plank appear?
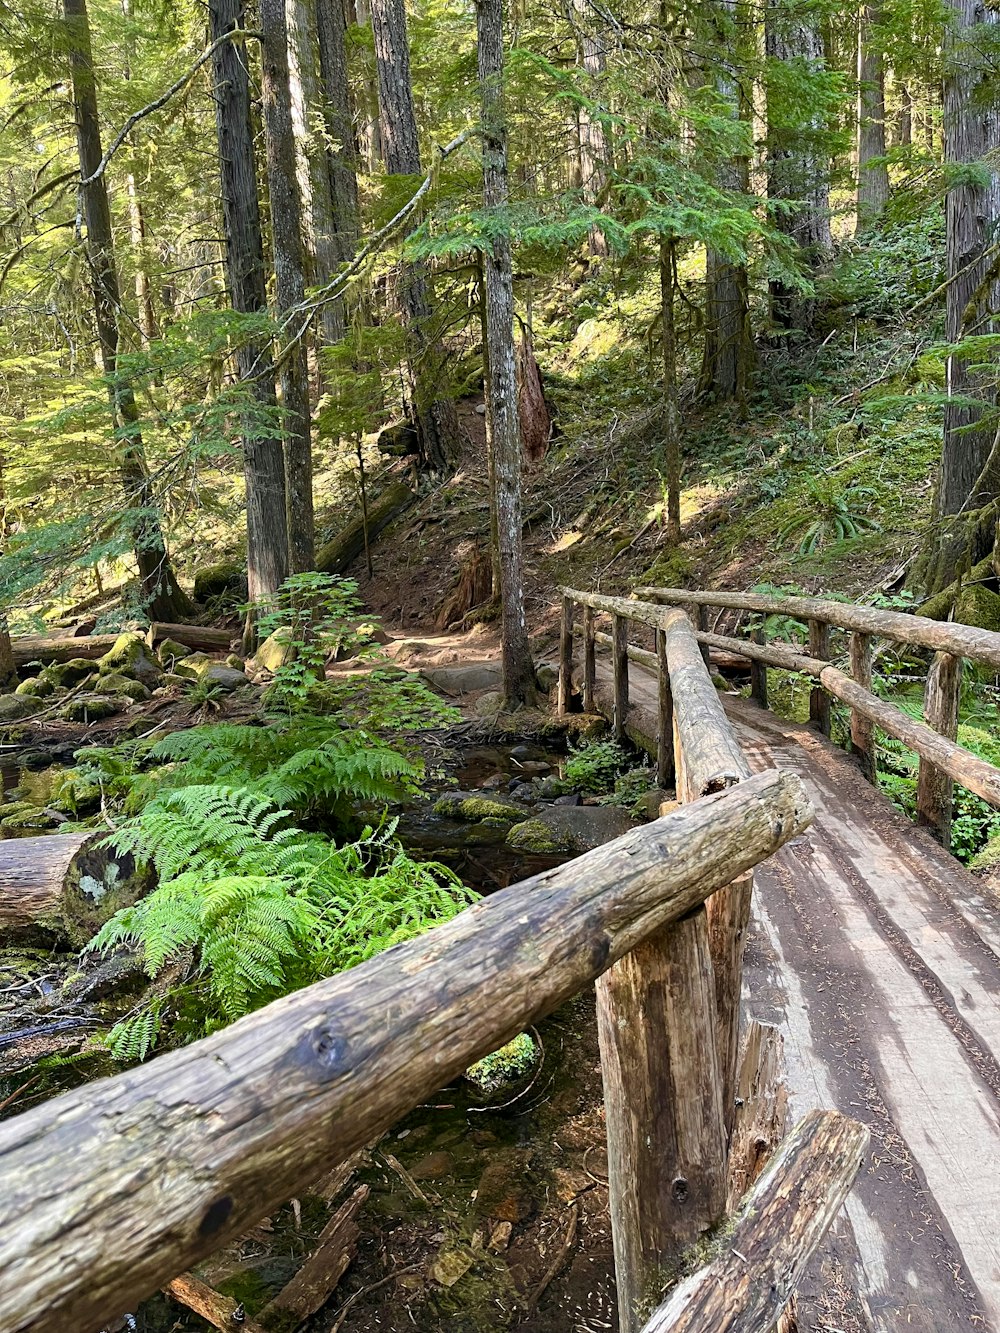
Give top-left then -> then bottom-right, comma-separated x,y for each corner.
586,656 -> 1000,1332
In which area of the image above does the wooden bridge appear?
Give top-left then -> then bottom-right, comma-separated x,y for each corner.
559,585 -> 1000,1332
2,586 -> 1000,1333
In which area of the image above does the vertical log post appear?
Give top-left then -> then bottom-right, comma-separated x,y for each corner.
656,627 -> 674,788
583,605 -> 596,713
916,651 -> 962,846
596,907 -> 727,1333
808,619 -> 831,736
696,603 -> 711,668
749,626 -> 768,708
558,594 -> 574,715
849,631 -> 876,784
612,612 -> 629,741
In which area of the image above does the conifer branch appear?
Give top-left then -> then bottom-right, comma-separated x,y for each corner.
79,30 -> 261,187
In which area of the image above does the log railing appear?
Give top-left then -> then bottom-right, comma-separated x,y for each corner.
0,765 -> 826,1333
635,585 -> 1000,848
557,587 -> 775,1331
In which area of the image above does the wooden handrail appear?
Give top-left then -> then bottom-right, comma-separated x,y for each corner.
640,1109 -> 869,1332
559,586 -> 757,1330
636,585 -> 1000,669
0,771 -> 811,1333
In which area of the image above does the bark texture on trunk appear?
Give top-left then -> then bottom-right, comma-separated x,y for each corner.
64,0 -> 192,621
572,0 -> 610,255
940,0 -> 1000,516
370,0 -> 459,473
477,0 -> 536,706
260,0 -> 316,570
764,0 -> 833,332
286,0 -> 343,344
699,0 -> 754,401
660,239 -> 682,543
856,4 -> 889,228
209,0 -> 290,603
316,0 -> 360,265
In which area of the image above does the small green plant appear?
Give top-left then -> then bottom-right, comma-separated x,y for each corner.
89,786 -> 475,1058
601,767 -> 656,815
778,479 -> 877,554
564,737 -> 631,792
466,1032 -> 538,1096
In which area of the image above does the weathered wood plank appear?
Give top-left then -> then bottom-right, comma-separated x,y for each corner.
636,584 -> 1000,669
725,1019 -> 787,1213
705,871 -> 754,1138
0,769 -> 812,1333
808,619 -> 831,736
558,595 -> 574,715
916,651 -> 962,845
641,1110 -> 869,1333
596,907 -> 727,1333
258,1184 -> 369,1328
849,630 -> 876,783
613,612 -> 630,741
656,627 -> 674,788
583,606 -> 597,713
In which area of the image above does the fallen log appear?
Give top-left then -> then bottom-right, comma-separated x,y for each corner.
0,830 -> 151,947
11,623 -> 231,669
164,1273 -> 267,1333
258,1184 -> 369,1329
316,480 -> 415,576
641,1109 -> 869,1332
0,768 -> 811,1333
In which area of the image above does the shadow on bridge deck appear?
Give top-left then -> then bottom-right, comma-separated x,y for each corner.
587,658 -> 1000,1333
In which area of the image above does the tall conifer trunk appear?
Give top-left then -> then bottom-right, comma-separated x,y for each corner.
260,0 -> 315,571
699,0 -> 754,402
209,0 -> 290,605
370,0 -> 460,474
476,0 -> 535,706
572,0 -> 610,257
856,4 -> 889,228
764,0 -> 832,332
63,0 -> 192,622
316,0 -> 360,266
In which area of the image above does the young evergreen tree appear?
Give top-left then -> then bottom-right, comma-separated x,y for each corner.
370,0 -> 461,474
476,0 -> 536,706
63,0 -> 193,622
259,0 -> 316,571
209,0 -> 290,605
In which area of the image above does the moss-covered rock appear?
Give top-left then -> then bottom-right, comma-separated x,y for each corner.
51,770 -> 102,816
97,633 -> 163,689
0,694 -> 38,722
59,694 -> 127,723
255,627 -> 297,673
193,559 -> 247,604
42,657 -> 97,689
14,675 -> 55,698
173,651 -> 213,680
91,672 -> 150,702
466,1033 -> 538,1097
954,584 -> 1000,632
433,795 -> 524,824
156,636 -> 193,666
505,818 -> 563,852
0,800 -> 58,835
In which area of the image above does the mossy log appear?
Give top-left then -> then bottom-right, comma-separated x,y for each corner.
10,623 -> 230,669
316,481 -> 415,575
0,831 -> 151,947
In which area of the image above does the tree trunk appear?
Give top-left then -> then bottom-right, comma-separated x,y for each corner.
660,238 -> 682,543
125,176 -> 158,346
286,0 -> 343,345
764,0 -> 833,332
476,0 -> 536,707
209,0 -> 290,604
699,0 -> 754,401
316,0 -> 360,266
351,0 -> 384,172
895,81 -> 912,146
370,0 -> 460,474
572,0 -> 609,256
260,0 -> 316,572
63,0 -> 192,622
939,0 -> 1000,517
856,4 -> 889,228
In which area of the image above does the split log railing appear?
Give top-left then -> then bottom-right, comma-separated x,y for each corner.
0,594 -> 872,1333
629,586 -> 1000,847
